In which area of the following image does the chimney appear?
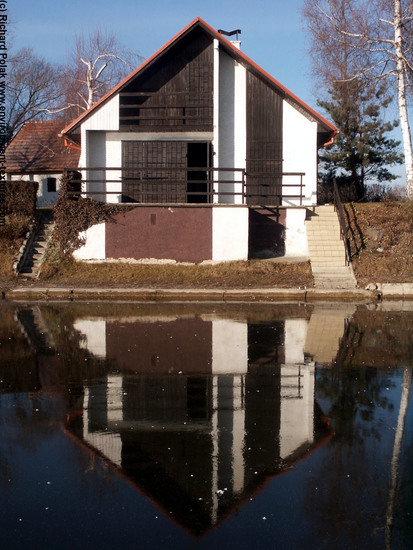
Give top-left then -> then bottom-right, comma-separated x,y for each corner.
218,28 -> 242,49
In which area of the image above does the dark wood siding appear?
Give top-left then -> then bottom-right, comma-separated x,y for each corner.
119,29 -> 213,132
246,72 -> 283,205
122,141 -> 212,203
122,141 -> 187,202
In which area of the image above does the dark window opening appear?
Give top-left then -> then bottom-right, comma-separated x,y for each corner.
186,377 -> 211,421
46,177 -> 57,193
186,142 -> 210,203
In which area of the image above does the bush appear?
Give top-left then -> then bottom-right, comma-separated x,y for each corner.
0,213 -> 32,240
53,176 -> 132,256
4,180 -> 37,218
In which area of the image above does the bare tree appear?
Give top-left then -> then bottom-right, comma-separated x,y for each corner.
5,48 -> 61,144
60,29 -> 142,118
303,0 -> 413,199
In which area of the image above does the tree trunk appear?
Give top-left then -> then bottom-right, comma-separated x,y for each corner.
394,0 -> 413,199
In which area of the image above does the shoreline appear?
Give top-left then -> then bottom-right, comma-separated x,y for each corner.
3,283 -> 413,302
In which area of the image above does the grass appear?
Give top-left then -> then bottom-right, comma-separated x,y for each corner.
0,213 -> 32,282
37,254 -> 314,289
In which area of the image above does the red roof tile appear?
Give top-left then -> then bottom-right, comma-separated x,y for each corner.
6,120 -> 80,173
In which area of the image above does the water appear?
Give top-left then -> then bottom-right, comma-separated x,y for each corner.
0,301 -> 412,549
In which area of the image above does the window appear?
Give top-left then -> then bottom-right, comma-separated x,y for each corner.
47,177 -> 57,193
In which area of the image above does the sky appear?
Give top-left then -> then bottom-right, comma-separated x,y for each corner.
8,0 -> 407,186
9,0 -> 316,106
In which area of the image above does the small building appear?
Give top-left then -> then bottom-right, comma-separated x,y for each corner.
5,120 -> 81,207
60,17 -> 337,263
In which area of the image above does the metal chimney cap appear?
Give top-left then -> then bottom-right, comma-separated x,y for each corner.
218,29 -> 242,40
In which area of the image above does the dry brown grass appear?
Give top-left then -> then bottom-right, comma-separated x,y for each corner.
38,256 -> 313,289
0,213 -> 32,283
347,201 -> 413,285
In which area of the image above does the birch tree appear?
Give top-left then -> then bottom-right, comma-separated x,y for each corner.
304,0 -> 413,199
61,30 -> 142,118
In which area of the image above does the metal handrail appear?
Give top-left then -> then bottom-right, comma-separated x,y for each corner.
333,179 -> 351,265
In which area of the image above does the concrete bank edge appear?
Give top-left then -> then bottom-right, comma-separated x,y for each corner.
1,285 -> 402,302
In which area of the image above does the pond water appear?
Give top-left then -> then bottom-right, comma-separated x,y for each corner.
0,300 -> 412,549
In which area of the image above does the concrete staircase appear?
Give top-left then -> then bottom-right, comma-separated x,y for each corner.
305,205 -> 357,289
20,210 -> 54,278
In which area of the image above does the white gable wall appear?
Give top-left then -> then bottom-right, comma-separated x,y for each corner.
283,100 -> 318,206
80,95 -> 121,203
217,48 -> 246,204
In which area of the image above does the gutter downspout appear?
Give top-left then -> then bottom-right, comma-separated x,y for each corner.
61,136 -> 82,152
322,130 -> 339,148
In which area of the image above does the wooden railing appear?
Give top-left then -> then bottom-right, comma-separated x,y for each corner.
63,167 -> 306,205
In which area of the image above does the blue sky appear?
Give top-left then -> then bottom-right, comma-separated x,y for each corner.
10,0 -> 316,106
9,0 -> 406,186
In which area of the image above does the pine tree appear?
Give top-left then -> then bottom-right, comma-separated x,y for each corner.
318,81 -> 404,202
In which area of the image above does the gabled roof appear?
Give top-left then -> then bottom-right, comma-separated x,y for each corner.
6,121 -> 80,173
61,17 -> 337,141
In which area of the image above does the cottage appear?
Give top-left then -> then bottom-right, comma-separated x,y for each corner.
60,17 -> 337,263
6,121 -> 81,207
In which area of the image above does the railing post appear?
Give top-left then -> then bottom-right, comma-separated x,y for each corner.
242,169 -> 246,204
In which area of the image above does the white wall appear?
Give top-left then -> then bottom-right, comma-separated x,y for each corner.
87,132 -> 106,201
218,49 -> 246,204
283,100 -> 318,206
73,222 -> 106,260
212,206 -> 249,261
81,95 -> 120,201
285,208 -> 309,258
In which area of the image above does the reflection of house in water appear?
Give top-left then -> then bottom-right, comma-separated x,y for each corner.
69,312 -> 333,534
305,304 -> 356,365
14,304 -> 356,533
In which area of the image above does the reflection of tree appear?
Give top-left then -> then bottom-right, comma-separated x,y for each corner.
336,310 -> 413,369
386,367 -> 412,550
38,305 -> 109,385
0,304 -> 111,493
303,366 -> 397,547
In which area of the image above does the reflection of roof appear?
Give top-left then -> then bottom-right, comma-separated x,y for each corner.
6,121 -> 80,173
61,17 -> 337,142
65,398 -> 333,537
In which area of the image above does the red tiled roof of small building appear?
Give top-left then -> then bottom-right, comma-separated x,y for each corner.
6,120 -> 80,173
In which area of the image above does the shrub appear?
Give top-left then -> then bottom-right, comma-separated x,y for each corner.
53,176 -> 132,256
4,180 -> 37,218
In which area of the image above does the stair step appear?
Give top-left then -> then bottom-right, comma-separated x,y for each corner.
17,213 -> 54,278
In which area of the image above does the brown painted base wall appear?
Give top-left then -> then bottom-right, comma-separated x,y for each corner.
106,206 -> 213,263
